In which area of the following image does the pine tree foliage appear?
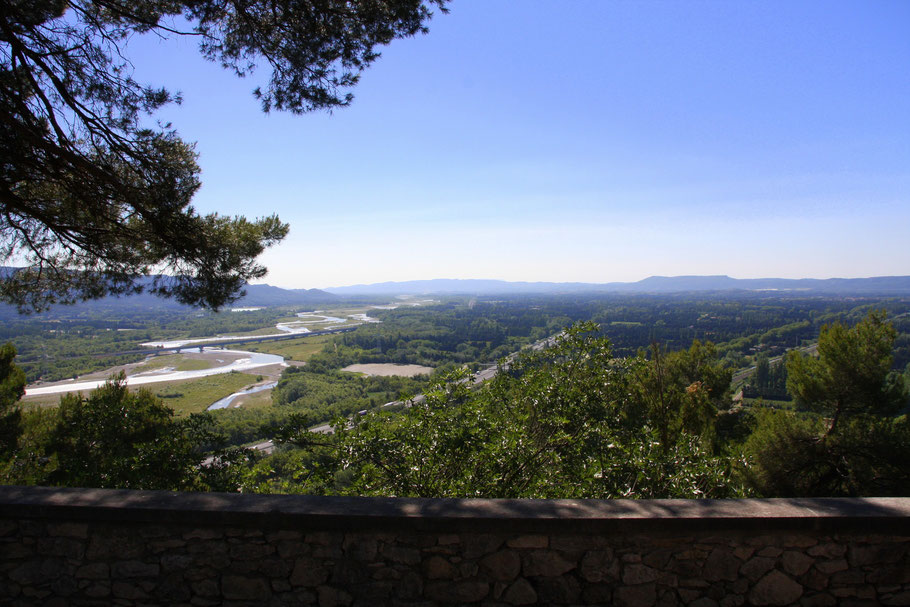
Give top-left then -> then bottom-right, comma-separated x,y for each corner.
0,1 -> 447,311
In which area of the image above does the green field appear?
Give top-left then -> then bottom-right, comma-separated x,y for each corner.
743,397 -> 796,410
247,334 -> 333,362
229,388 -> 274,410
152,372 -> 264,416
133,354 -> 215,373
20,371 -> 262,415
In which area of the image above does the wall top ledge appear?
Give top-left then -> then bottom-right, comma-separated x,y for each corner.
2,486 -> 908,533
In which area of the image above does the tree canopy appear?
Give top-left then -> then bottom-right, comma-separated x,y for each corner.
0,343 -> 25,456
786,310 -> 907,433
262,323 -> 745,499
745,311 -> 910,496
0,0 -> 448,311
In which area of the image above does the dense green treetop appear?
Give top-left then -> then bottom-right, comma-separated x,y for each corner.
0,343 -> 25,456
745,312 -> 910,497
264,323 -> 744,499
786,310 -> 907,434
0,0 -> 447,311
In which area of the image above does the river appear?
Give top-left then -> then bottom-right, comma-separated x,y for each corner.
24,310 -> 383,398
207,381 -> 279,410
24,349 -> 285,397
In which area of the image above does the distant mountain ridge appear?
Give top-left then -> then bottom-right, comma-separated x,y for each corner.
324,275 -> 910,296
3,267 -> 910,316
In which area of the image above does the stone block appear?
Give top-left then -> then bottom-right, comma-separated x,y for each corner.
623,563 -> 660,585
750,570 -> 803,606
480,550 -> 521,582
10,558 -> 65,585
75,563 -> 110,580
783,536 -> 818,549
313,543 -> 344,559
802,567 -> 830,591
222,575 -> 270,601
111,560 -> 159,579
111,581 -> 149,600
424,555 -> 457,580
397,570 -> 423,599
0,520 -> 17,537
183,528 -> 222,540
343,536 -> 378,561
733,546 -> 755,561
458,561 -> 479,578
259,557 -> 290,579
814,559 -> 848,574
808,543 -> 847,559
437,534 -> 460,545
265,530 -> 301,542
84,582 -> 111,598
614,583 -> 657,607
781,550 -> 814,576
704,547 -> 740,582
291,558 -> 329,587
230,542 -> 274,560
187,540 -> 228,555
867,564 -> 910,585
0,542 -> 34,559
86,534 -> 145,559
580,549 -> 619,583
758,547 -> 783,558
507,535 -> 548,549
535,574 -> 581,604
502,577 -> 537,605
800,593 -> 837,606
148,538 -> 185,553
49,574 -> 77,597
678,588 -> 703,603
157,572 -> 191,602
331,560 -> 370,587
668,557 -> 703,578
462,534 -> 503,559
382,544 -> 421,565
579,582 -> 611,603
522,550 -> 576,577
424,579 -> 490,603
277,539 -> 307,558
849,543 -> 906,567
830,569 -> 866,586
317,585 -> 353,607
46,523 -> 88,539
550,534 -> 605,552
354,579 -> 396,600
642,548 -> 673,569
138,525 -> 171,538
740,556 -> 776,582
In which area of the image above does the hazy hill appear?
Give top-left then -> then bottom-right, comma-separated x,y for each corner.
325,275 -> 910,296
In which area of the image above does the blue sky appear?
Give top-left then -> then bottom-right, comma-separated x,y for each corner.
130,1 -> 909,289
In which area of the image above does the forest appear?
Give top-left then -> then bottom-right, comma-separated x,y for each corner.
1,293 -> 909,498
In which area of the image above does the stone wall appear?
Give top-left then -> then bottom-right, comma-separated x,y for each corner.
1,486 -> 908,606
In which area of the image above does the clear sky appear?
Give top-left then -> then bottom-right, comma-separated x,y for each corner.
128,1 -> 910,290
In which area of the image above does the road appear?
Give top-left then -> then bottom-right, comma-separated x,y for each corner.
731,343 -> 818,386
